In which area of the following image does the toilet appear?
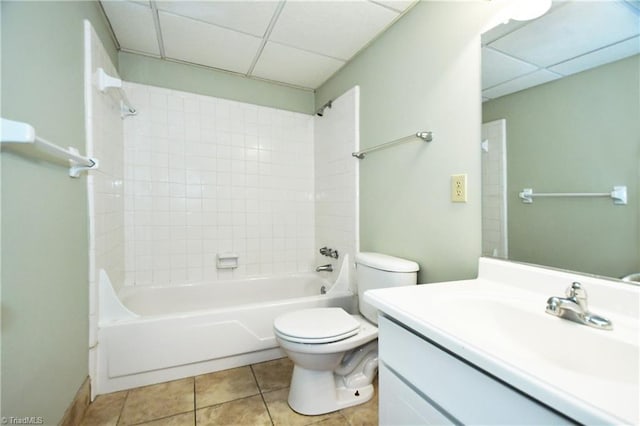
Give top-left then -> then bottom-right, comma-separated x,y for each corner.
273,252 -> 419,415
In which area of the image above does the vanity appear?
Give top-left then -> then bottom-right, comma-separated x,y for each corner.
364,257 -> 639,425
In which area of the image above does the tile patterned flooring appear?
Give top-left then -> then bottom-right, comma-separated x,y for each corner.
81,358 -> 378,425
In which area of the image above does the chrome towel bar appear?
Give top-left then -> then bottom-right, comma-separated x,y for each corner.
352,131 -> 432,159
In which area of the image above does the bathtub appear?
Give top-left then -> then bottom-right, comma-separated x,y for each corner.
94,261 -> 355,395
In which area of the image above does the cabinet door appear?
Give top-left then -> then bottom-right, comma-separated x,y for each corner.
380,362 -> 454,425
379,316 -> 575,425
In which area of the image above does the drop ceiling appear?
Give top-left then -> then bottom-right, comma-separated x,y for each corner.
101,1 -> 639,97
482,0 -> 640,101
100,0 -> 416,90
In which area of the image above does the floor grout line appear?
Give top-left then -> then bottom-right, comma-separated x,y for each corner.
193,376 -> 197,426
129,410 -> 194,426
116,391 -> 130,426
250,364 -> 276,426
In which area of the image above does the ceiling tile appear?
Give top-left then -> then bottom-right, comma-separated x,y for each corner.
269,1 -> 398,61
482,69 -> 563,100
549,36 -> 640,76
101,1 -> 160,55
623,0 -> 640,13
252,42 -> 345,89
371,0 -> 415,13
481,2 -> 568,45
159,11 -> 262,74
482,47 -> 538,89
155,1 -> 280,37
490,1 -> 640,67
481,18 -> 527,46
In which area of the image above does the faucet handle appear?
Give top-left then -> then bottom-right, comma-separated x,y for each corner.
566,281 -> 585,297
545,296 -> 561,314
566,282 -> 588,310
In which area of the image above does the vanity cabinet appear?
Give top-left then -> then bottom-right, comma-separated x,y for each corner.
378,316 -> 575,425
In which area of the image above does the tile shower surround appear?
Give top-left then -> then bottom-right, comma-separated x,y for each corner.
481,119 -> 507,259
123,83 -> 316,286
314,87 -> 359,290
85,20 -> 126,390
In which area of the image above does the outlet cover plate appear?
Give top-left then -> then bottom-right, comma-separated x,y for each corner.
451,174 -> 467,203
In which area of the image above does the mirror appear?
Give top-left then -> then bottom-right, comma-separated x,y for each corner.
480,0 -> 639,281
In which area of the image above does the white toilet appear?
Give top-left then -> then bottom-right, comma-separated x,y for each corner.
273,252 -> 419,415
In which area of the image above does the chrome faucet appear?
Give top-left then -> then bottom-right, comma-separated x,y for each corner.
319,246 -> 339,259
545,282 -> 612,330
316,264 -> 333,272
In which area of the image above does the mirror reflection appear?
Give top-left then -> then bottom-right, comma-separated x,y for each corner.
480,0 -> 639,281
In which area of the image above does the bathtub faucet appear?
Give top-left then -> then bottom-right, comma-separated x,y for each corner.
316,264 -> 333,272
319,247 -> 339,259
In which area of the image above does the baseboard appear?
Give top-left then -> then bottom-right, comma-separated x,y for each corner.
59,377 -> 90,426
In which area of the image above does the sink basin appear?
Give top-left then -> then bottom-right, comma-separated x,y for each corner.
438,295 -> 639,385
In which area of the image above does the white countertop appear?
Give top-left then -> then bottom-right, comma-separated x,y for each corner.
365,258 -> 640,425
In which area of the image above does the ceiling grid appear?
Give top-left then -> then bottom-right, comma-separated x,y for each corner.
101,0 -> 416,89
101,0 -> 639,94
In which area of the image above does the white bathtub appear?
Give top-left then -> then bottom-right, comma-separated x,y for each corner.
95,265 -> 355,395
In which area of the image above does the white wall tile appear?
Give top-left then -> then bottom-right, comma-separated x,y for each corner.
87,24 -> 126,294
481,119 -> 508,259
86,20 -> 128,388
123,83 -> 316,285
313,86 -> 359,292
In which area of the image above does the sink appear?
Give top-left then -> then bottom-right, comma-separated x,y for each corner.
364,258 -> 640,425
438,295 -> 639,385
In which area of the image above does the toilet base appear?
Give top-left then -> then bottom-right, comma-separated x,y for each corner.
287,365 -> 375,415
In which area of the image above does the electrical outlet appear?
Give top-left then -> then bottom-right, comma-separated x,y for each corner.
451,174 -> 467,202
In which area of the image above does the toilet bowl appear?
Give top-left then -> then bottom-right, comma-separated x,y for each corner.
273,252 -> 419,415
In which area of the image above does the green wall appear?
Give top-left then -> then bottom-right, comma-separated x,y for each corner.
316,1 -> 502,283
119,52 -> 315,114
483,55 -> 640,278
1,1 -> 117,423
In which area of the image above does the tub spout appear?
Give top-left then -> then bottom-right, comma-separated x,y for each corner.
316,264 -> 333,272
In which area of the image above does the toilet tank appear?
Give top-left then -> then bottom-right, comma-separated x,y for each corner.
355,252 -> 419,324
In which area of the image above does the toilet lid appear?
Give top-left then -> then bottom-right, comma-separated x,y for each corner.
274,308 -> 360,344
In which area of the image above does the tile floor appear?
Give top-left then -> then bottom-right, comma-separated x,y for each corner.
81,358 -> 378,426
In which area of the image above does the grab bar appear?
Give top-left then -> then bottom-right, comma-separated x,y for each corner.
352,131 -> 432,159
519,186 -> 627,205
96,68 -> 137,118
1,118 -> 98,177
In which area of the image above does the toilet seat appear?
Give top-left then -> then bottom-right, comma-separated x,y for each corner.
273,308 -> 360,344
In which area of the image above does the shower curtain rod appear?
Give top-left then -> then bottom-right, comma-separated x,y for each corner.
352,131 -> 433,159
